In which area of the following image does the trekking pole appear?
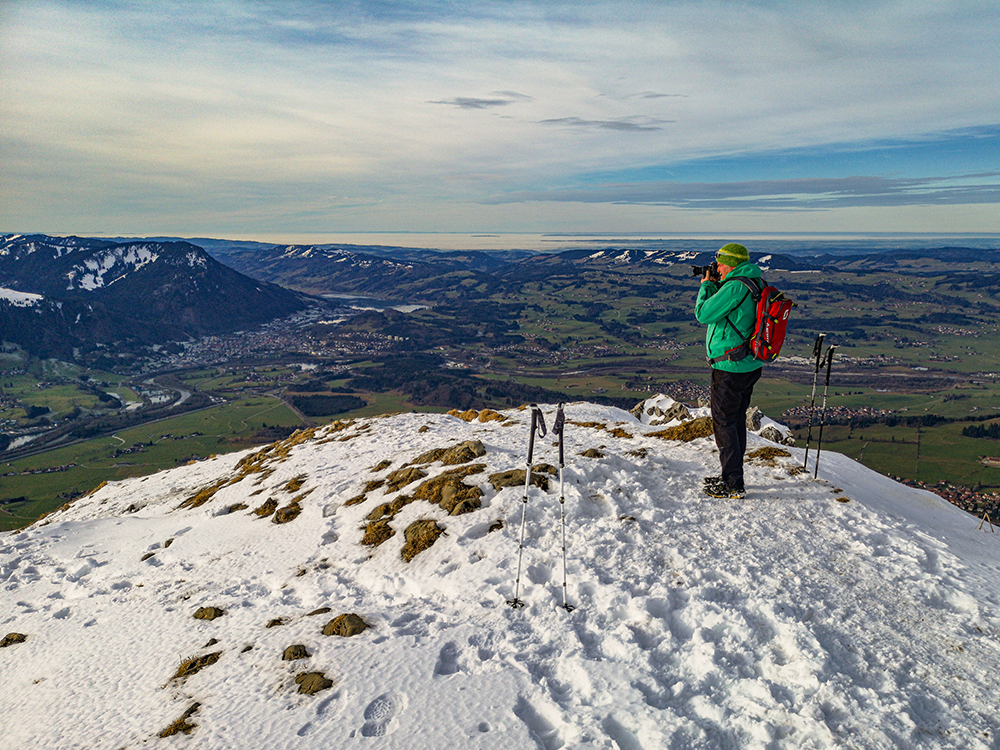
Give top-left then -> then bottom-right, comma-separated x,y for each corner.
553,403 -> 574,612
813,346 -> 837,479
508,404 -> 546,609
802,333 -> 826,469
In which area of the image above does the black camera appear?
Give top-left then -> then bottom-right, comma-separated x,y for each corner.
692,261 -> 719,280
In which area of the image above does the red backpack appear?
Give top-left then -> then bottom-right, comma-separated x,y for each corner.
708,277 -> 794,364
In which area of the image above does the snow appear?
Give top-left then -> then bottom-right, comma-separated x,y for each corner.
2,401 -> 999,749
66,245 -> 160,290
0,286 -> 43,307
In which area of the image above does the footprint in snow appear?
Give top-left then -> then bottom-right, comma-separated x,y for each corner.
360,691 -> 406,737
434,641 -> 462,676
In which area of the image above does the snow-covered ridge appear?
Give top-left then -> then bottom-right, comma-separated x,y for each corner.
0,286 -> 43,307
2,400 -> 998,749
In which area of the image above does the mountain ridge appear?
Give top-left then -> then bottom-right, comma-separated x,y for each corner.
2,399 -> 998,748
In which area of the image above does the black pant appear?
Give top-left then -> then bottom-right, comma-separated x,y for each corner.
710,368 -> 762,490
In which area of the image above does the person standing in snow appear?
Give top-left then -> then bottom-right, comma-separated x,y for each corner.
694,242 -> 764,499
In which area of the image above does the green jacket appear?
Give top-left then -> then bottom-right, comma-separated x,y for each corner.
695,262 -> 765,373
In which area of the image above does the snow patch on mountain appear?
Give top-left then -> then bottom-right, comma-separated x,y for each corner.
0,286 -> 43,306
1,401 -> 998,749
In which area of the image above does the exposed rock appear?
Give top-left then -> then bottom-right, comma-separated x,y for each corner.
273,501 -> 302,524
413,440 -> 486,466
1,633 -> 27,648
759,425 -> 795,445
488,465 -> 555,491
411,465 -> 485,515
746,406 -> 763,431
306,607 -> 332,616
295,672 -> 333,695
283,644 -> 311,661
401,519 -> 444,562
579,448 -> 604,458
385,466 -> 427,492
193,607 -> 226,621
746,447 -> 792,466
370,460 -> 392,472
323,613 -> 368,637
266,618 -> 286,628
650,402 -> 692,426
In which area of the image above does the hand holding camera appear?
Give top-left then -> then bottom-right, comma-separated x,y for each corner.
692,261 -> 720,282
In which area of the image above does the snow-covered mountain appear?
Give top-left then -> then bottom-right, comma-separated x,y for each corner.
2,400 -> 998,749
0,234 -> 314,358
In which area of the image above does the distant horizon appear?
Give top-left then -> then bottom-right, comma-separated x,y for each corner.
6,229 -> 1000,254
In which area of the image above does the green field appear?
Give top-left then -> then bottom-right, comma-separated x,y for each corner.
0,397 -> 304,531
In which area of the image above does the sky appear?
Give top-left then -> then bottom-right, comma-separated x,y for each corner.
2,0 -> 999,243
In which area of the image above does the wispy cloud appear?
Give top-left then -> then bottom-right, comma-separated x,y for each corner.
539,117 -> 671,132
491,174 -> 1000,210
430,92 -> 533,109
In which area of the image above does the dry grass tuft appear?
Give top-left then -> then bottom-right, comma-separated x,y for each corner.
172,651 -> 222,679
370,459 -> 392,472
1,633 -> 27,648
362,519 -> 395,547
193,607 -> 226,621
385,466 -> 427,492
647,417 -> 714,442
401,519 -> 444,561
284,475 -> 308,493
159,703 -> 200,737
253,498 -> 278,518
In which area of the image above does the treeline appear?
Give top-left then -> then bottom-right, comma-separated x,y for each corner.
290,394 -> 366,417
962,422 -> 1000,439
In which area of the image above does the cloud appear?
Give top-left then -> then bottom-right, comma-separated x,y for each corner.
539,117 -> 672,132
489,174 -> 1000,210
430,92 -> 533,109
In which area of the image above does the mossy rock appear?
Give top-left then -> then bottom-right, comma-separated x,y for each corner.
266,618 -> 286,629
273,501 -> 302,524
370,459 -> 393,472
295,671 -> 334,695
323,613 -> 368,637
173,651 -> 222,679
159,703 -> 200,737
363,478 -> 385,493
1,633 -> 27,648
362,519 -> 395,547
253,497 -> 279,518
306,607 -> 332,616
608,427 -> 633,439
411,465 -> 484,515
283,644 -> 311,661
226,503 -> 249,513
401,519 -> 444,562
344,493 -> 368,506
579,448 -> 604,458
193,607 -> 226,621
385,466 -> 427,492
413,440 -> 486,466
648,416 -> 714,442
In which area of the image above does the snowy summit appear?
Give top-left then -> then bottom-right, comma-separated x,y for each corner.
2,400 -> 999,749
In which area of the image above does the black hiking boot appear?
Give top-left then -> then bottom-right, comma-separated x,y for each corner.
703,476 -> 746,499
